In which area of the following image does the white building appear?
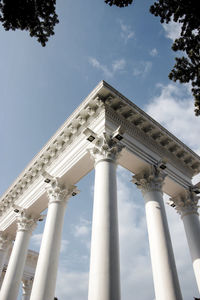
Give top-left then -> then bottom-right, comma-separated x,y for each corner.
0,81 -> 200,300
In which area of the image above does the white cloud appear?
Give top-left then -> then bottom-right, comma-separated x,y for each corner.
150,48 -> 158,57
31,233 -> 69,253
162,21 -> 182,41
89,57 -> 126,78
119,20 -> 134,43
145,83 -> 200,154
56,269 -> 88,300
112,59 -> 126,72
60,239 -> 69,253
74,218 -> 91,238
89,57 -> 113,78
133,61 -> 152,77
31,233 -> 43,248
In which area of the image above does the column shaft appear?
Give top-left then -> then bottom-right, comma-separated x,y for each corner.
88,159 -> 121,300
0,230 -> 31,300
30,184 -> 72,300
144,190 -> 182,300
182,213 -> 200,292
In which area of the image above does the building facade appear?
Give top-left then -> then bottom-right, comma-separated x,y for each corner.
0,81 -> 200,300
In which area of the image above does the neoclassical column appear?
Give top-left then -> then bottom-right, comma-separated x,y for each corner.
170,190 -> 200,292
22,278 -> 33,300
30,176 -> 78,300
0,210 -> 39,300
88,133 -> 123,300
0,232 -> 12,278
132,165 -> 182,300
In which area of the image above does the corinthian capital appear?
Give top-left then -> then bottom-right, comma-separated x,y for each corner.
170,190 -> 199,218
88,132 -> 124,163
43,172 -> 79,205
0,232 -> 13,251
132,165 -> 166,195
15,209 -> 42,233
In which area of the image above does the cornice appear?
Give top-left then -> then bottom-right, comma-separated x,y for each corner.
101,84 -> 200,175
105,105 -> 195,178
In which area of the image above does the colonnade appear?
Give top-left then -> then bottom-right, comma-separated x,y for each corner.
0,134 -> 200,300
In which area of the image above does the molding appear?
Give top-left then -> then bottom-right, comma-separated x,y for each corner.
105,100 -> 198,178
101,81 -> 200,174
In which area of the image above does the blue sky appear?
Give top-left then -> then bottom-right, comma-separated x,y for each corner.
1,0 -> 200,299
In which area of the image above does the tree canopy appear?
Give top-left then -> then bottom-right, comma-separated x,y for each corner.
0,0 -> 58,47
150,0 -> 200,115
0,0 -> 199,115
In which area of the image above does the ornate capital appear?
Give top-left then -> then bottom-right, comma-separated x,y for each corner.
43,174 -> 79,205
16,210 -> 41,233
132,165 -> 166,195
88,132 -> 124,163
170,190 -> 199,218
0,233 -> 12,251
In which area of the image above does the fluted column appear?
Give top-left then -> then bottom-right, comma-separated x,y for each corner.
170,190 -> 200,293
132,165 -> 182,300
0,233 -> 12,278
22,278 -> 33,300
0,210 -> 39,300
30,176 -> 78,300
88,133 -> 123,300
